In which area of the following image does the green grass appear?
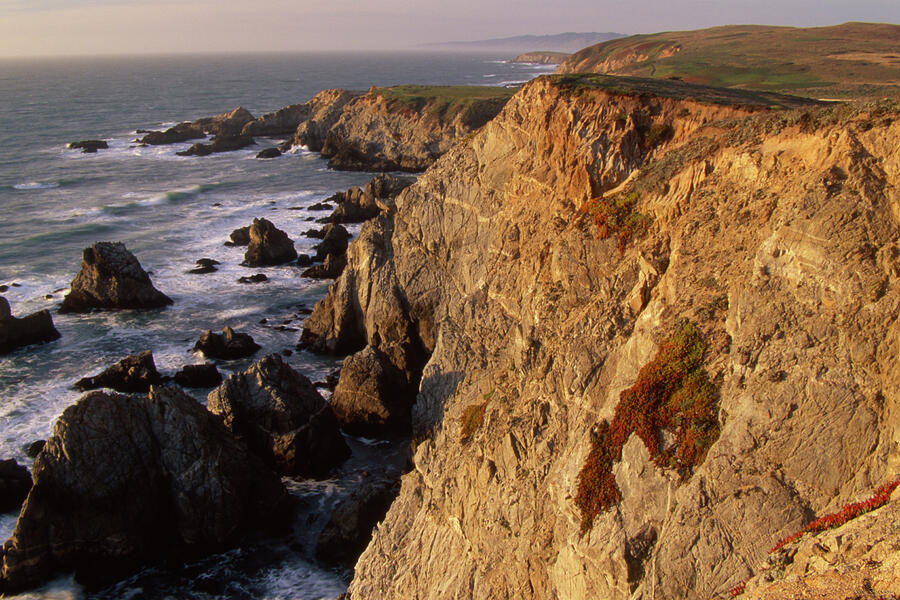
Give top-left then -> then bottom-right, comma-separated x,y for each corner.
375,85 -> 516,128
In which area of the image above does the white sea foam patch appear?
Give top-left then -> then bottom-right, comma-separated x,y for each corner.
254,556 -> 346,600
13,182 -> 60,190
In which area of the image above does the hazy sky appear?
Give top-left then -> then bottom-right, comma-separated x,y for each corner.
1,0 -> 898,57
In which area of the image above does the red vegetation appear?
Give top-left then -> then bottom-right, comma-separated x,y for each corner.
581,191 -> 652,254
770,475 -> 900,553
575,321 -> 720,533
728,580 -> 747,597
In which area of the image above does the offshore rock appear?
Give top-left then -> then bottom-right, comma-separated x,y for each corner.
173,363 -> 222,389
186,258 -> 220,274
0,387 -> 287,594
301,253 -> 347,280
74,350 -> 163,393
207,354 -> 350,477
176,134 -> 254,157
59,242 -> 172,313
243,104 -> 309,137
0,297 -> 60,355
256,147 -> 282,159
0,460 -> 31,514
313,224 -> 350,262
67,140 -> 108,153
193,326 -> 261,360
242,218 -> 297,267
224,226 -> 251,247
138,122 -> 205,145
329,345 -> 415,438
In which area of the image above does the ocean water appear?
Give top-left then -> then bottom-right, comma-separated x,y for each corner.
0,52 -> 555,598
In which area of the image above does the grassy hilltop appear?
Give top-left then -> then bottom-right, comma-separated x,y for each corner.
557,22 -> 900,100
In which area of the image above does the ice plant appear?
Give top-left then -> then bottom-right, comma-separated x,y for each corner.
770,474 -> 900,553
728,580 -> 747,597
580,191 -> 652,254
575,320 -> 719,533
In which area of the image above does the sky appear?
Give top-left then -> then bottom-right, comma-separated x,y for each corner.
0,0 -> 898,57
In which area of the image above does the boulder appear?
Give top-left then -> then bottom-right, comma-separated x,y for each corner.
301,253 -> 347,279
329,345 -> 416,438
176,134 -> 255,157
237,273 -> 268,284
75,351 -> 163,393
296,254 -> 313,267
224,226 -> 251,247
173,363 -> 222,388
0,460 -> 31,514
67,140 -> 108,153
0,297 -> 61,354
242,218 -> 297,267
193,326 -> 260,360
0,387 -> 287,593
207,354 -> 350,477
316,475 -> 400,569
138,122 -> 205,145
314,224 -> 351,262
186,258 -> 219,274
59,242 -> 172,313
256,147 -> 282,159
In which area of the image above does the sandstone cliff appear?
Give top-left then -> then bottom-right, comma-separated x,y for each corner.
303,74 -> 900,599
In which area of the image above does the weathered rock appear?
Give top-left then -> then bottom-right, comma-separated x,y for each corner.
316,474 -> 400,569
193,107 -> 255,138
0,460 -> 31,514
313,224 -> 350,262
242,218 -> 297,267
256,147 -> 282,159
301,253 -> 347,280
307,202 -> 333,211
328,174 -> 414,224
176,134 -> 255,157
284,89 -> 363,152
329,346 -> 415,438
193,326 -> 260,360
0,297 -> 60,354
303,228 -> 326,239
0,387 -> 287,593
224,226 -> 251,247
243,104 -> 309,137
24,441 -> 45,459
67,140 -> 108,153
173,363 -> 222,388
138,122 -> 205,145
186,258 -> 220,274
59,242 -> 172,313
237,273 -> 268,284
74,351 -> 163,393
207,354 -> 350,477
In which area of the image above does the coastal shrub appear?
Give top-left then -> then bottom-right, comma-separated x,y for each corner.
581,191 -> 652,254
644,122 -> 674,149
575,320 -> 720,534
769,474 -> 900,553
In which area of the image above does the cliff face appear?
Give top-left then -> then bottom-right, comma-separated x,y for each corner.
305,75 -> 900,599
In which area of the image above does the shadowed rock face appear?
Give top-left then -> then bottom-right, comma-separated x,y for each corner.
207,354 -> 350,478
74,350 -> 163,393
0,460 -> 31,514
59,242 -> 172,313
0,297 -> 60,354
242,218 -> 297,267
0,386 -> 287,594
193,326 -> 260,360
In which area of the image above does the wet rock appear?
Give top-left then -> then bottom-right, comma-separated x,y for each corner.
301,253 -> 347,279
303,229 -> 326,239
316,474 -> 400,569
242,218 -> 297,267
138,122 -> 205,145
176,134 -> 255,157
256,147 -> 282,159
0,297 -> 61,355
313,224 -> 350,262
59,242 -> 172,313
193,326 -> 261,360
24,441 -> 45,459
207,354 -> 350,477
224,226 -> 251,247
0,386 -> 287,593
67,140 -> 108,153
237,273 -> 268,284
74,350 -> 163,393
173,363 -> 222,388
0,459 -> 31,514
307,202 -> 333,211
186,258 -> 220,274
296,254 -> 312,267
329,346 -> 415,438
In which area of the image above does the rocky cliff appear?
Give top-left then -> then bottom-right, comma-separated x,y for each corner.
303,74 -> 900,599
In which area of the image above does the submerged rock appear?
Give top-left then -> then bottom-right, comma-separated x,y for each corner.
186,258 -> 220,274
173,363 -> 222,389
74,350 -> 163,393
176,134 -> 255,157
242,218 -> 297,267
0,459 -> 31,514
59,242 -> 172,313
237,273 -> 268,284
207,354 -> 350,477
256,147 -> 282,159
67,140 -> 108,153
193,326 -> 261,360
0,386 -> 287,593
0,297 -> 60,355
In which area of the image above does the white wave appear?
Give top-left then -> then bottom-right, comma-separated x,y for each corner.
13,182 -> 59,190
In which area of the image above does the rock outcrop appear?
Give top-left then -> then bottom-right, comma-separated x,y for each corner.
67,140 -> 108,153
300,75 -> 900,599
312,224 -> 350,262
176,134 -> 254,157
0,386 -> 287,594
206,354 -> 350,477
0,460 -> 31,514
59,242 -> 172,313
242,218 -> 297,267
74,350 -> 163,393
512,51 -> 570,64
193,326 -> 260,360
173,363 -> 222,388
327,174 -> 415,224
282,89 -> 363,152
139,107 -> 254,145
225,226 -> 251,247
242,104 -> 309,137
0,297 -> 60,354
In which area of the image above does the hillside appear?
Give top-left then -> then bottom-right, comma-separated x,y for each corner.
557,22 -> 900,100
303,73 -> 900,599
426,32 -> 623,53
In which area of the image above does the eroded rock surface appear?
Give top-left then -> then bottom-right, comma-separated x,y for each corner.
59,242 -> 172,313
242,218 -> 297,267
327,174 -> 415,224
207,354 -> 350,477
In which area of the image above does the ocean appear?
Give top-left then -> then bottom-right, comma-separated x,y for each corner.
0,52 -> 554,599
